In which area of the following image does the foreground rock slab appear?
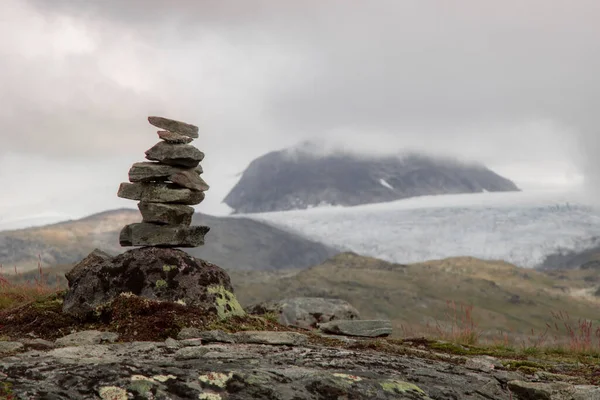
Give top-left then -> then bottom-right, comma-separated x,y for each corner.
148,116 -> 199,138
62,247 -> 243,320
2,334 -> 596,400
119,222 -> 209,247
318,320 -> 393,337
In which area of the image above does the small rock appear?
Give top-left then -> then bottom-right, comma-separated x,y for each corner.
145,142 -> 204,168
318,320 -> 392,338
21,338 -> 56,350
233,331 -> 308,346
0,341 -> 24,354
138,202 -> 195,225
164,338 -> 181,349
158,130 -> 194,144
170,170 -> 210,192
148,116 -> 199,138
117,182 -> 205,205
465,356 -> 499,372
178,328 -> 235,344
174,346 -> 210,360
55,330 -> 119,347
196,164 -> 203,175
119,223 -> 209,247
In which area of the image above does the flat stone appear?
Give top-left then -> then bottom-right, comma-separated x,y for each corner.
174,346 -> 210,360
0,341 -> 24,354
318,320 -> 392,338
233,331 -> 308,346
119,223 -> 209,247
148,116 -> 199,138
55,331 -> 119,347
170,170 -> 209,192
145,142 -> 204,168
157,130 -> 194,144
138,202 -> 194,225
128,162 -> 188,183
118,182 -> 205,205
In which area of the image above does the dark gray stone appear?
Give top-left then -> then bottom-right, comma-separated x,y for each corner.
169,170 -> 209,192
119,223 -> 209,247
318,320 -> 392,338
65,248 -> 113,286
62,247 -> 242,319
195,164 -> 203,175
148,116 -> 199,138
145,142 -> 204,168
157,130 -> 194,144
117,182 -> 205,205
128,162 -> 187,183
138,202 -> 194,225
247,297 -> 361,329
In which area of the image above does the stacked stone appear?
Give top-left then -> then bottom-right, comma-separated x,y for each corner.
117,116 -> 210,248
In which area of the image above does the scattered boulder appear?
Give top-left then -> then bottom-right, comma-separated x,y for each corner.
62,247 -> 245,320
247,297 -> 360,329
318,320 -> 392,338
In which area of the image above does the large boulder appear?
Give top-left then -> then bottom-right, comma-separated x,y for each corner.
62,247 -> 245,320
247,297 -> 360,329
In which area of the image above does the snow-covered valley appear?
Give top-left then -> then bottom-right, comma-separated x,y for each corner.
241,190 -> 600,268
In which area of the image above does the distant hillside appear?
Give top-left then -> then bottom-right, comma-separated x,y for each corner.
0,209 -> 338,272
223,143 -> 519,213
231,252 -> 600,339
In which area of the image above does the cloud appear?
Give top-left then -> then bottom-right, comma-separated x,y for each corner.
1,0 -> 599,214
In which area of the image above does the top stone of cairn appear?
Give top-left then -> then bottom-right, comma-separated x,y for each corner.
148,116 -> 199,139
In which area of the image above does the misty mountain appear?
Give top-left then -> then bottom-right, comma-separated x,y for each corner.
0,209 -> 338,272
223,144 -> 520,213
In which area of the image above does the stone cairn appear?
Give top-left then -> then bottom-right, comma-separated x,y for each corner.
117,116 -> 210,247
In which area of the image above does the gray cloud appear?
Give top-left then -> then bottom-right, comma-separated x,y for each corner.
1,0 -> 599,216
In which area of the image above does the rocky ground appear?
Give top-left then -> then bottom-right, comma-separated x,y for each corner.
2,328 -> 600,399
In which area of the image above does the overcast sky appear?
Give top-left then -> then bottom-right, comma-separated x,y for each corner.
1,0 -> 598,221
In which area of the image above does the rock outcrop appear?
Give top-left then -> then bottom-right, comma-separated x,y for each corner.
1,328 -> 599,399
118,116 -> 209,247
62,247 -> 244,320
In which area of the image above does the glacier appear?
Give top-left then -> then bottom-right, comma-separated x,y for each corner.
240,190 -> 600,268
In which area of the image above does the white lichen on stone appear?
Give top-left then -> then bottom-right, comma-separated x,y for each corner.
119,292 -> 136,298
130,375 -> 154,382
380,380 -> 428,397
175,299 -> 187,306
198,393 -> 222,400
198,371 -> 234,388
206,285 -> 245,319
152,374 -> 177,383
98,386 -> 128,400
333,373 -> 363,382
